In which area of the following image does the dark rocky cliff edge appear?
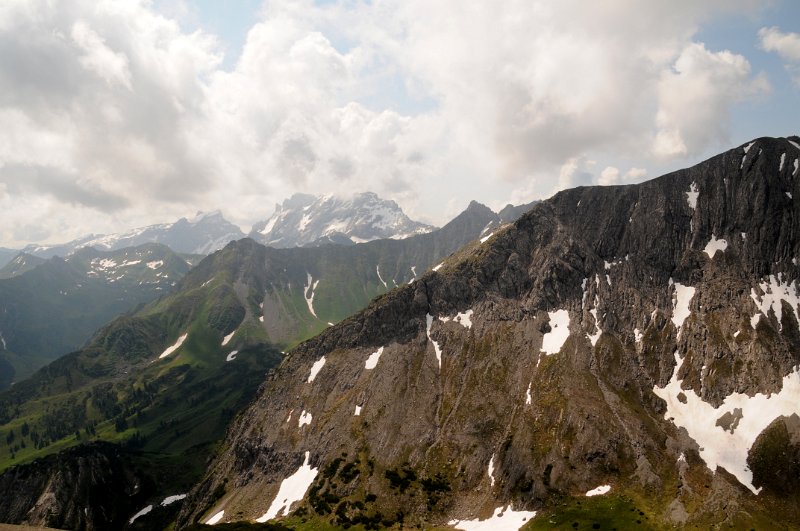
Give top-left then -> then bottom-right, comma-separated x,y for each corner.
177,136 -> 800,529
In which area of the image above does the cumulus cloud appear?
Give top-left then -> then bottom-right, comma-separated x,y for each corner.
0,0 -> 774,246
759,26 -> 800,86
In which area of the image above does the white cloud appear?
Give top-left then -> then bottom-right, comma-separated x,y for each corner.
759,26 -> 800,86
598,167 -> 621,186
0,0 -> 775,246
653,43 -> 769,158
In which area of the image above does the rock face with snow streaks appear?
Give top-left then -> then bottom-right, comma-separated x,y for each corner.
176,136 -> 800,529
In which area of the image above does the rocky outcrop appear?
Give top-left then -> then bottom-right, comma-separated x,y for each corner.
0,442 -> 152,530
178,137 -> 800,528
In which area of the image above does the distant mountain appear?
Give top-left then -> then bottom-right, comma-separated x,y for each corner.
0,243 -> 190,389
250,192 -> 435,248
23,211 -> 245,258
0,253 -> 46,279
0,248 -> 17,270
0,199 -> 533,530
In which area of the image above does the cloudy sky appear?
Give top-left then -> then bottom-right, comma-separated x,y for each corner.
1,0 -> 799,248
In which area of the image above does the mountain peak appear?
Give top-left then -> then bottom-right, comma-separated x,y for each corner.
250,191 -> 436,248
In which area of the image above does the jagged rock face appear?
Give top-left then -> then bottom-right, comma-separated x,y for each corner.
0,442 -> 152,530
178,137 -> 800,529
250,192 -> 436,248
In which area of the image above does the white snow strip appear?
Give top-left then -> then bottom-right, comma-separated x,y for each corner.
588,295 -> 601,347
671,281 -> 696,331
750,274 -> 800,331
426,313 -> 443,369
480,232 -> 494,244
259,315 -> 264,322
0,333 -> 5,350
654,351 -> 800,494
794,159 -> 799,176
751,313 -> 760,329
304,273 -> 320,318
201,277 -> 215,288
206,509 -> 224,525
376,265 -> 387,288
307,357 -> 326,382
525,383 -> 532,405
433,262 -> 444,272
634,328 -> 643,344
743,141 -> 756,153
606,274 -> 611,287
703,234 -> 728,258
686,182 -> 699,210
790,140 -> 800,151
354,405 -> 362,416
411,266 -> 417,278
226,350 -> 238,362
159,333 -> 188,359
585,485 -> 611,497
129,505 -> 153,524
780,153 -> 786,171
365,347 -> 384,370
741,232 -> 747,241
734,330 -> 740,338
221,330 -> 235,346
541,309 -> 570,355
161,494 -> 187,506
146,260 -> 163,269
488,455 -> 496,486
298,410 -> 312,428
256,451 -> 318,522
119,259 -> 141,267
449,505 -> 537,531
787,192 -> 793,199
440,309 -> 474,329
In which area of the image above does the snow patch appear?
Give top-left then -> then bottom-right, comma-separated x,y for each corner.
703,234 -> 728,258
750,274 -> 800,331
795,159 -> 799,177
298,410 -> 312,428
159,333 -> 187,359
541,309 -> 570,355
588,295 -> 602,347
221,330 -> 235,346
654,351 -> 800,494
585,485 -> 611,497
307,357 -> 326,382
743,141 -> 756,153
780,153 -> 786,171
790,140 -> 800,151
304,273 -> 320,318
480,232 -> 494,244
686,182 -> 699,210
488,455 -> 496,486
162,494 -> 187,506
525,383 -> 532,405
426,313 -> 443,369
449,505 -> 537,531
354,405 -> 362,416
433,262 -> 444,272
671,281 -> 695,332
365,347 -> 384,370
206,510 -> 224,525
256,451 -> 318,522
634,328 -> 643,344
787,192 -> 793,199
129,505 -> 153,524
226,350 -> 238,362
439,309 -> 474,329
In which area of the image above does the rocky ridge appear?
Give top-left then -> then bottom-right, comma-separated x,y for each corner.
177,136 -> 800,529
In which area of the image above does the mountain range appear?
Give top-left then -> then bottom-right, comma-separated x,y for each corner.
0,198 -> 520,530
0,244 -> 191,389
9,192 -> 444,265
3,138 -> 799,530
